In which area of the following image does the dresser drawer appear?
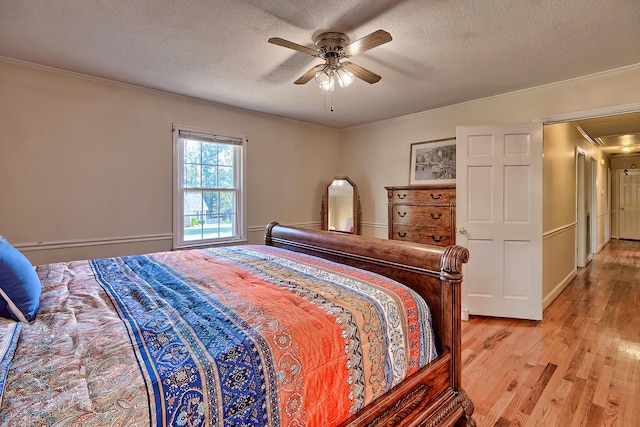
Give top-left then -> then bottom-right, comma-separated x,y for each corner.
392,206 -> 452,228
391,225 -> 453,246
389,189 -> 451,206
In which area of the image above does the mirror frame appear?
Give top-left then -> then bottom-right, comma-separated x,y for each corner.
321,176 -> 361,234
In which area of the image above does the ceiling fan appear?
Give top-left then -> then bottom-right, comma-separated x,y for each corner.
268,29 -> 392,91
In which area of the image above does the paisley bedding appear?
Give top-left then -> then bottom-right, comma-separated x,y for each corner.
0,245 -> 437,426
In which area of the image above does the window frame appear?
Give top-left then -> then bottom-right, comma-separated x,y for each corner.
172,124 -> 247,249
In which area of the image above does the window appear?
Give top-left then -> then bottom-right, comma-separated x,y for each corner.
173,125 -> 246,249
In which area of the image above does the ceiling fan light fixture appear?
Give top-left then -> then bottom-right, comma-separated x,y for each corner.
314,65 -> 335,91
335,64 -> 354,88
314,63 -> 354,91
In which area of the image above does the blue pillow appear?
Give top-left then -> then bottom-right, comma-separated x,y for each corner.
0,236 -> 41,322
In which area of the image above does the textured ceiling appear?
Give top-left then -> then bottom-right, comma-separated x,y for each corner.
1,0 -> 640,131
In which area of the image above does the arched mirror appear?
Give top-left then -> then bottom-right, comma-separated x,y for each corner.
321,176 -> 361,234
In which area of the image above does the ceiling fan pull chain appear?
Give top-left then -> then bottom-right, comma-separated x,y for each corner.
323,88 -> 335,112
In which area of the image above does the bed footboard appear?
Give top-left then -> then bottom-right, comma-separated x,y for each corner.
264,223 -> 474,426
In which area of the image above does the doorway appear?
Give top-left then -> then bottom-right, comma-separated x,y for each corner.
590,157 -> 598,255
577,149 -> 587,267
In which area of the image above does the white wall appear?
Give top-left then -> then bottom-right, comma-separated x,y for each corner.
341,65 -> 640,234
340,64 -> 640,303
0,59 -> 341,264
3,56 -> 640,277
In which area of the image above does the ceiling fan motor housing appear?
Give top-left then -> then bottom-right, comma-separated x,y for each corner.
315,32 -> 350,58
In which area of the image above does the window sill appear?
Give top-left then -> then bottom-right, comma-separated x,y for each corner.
173,238 -> 248,251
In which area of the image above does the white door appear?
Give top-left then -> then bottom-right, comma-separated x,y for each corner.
619,169 -> 640,240
456,124 -> 543,320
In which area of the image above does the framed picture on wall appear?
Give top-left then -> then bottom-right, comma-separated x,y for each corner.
409,137 -> 457,185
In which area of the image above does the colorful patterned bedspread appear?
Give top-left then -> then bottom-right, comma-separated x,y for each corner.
0,245 -> 437,426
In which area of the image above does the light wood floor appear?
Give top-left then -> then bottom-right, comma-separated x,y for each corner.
461,239 -> 640,426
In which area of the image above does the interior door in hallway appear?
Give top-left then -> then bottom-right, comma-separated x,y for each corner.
619,169 -> 640,240
456,123 -> 543,320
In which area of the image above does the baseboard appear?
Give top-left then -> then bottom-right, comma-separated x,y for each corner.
543,267 -> 578,310
597,239 -> 609,253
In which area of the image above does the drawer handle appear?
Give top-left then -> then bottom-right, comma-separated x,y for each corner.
396,194 -> 407,200
428,235 -> 443,242
430,213 -> 442,220
397,232 -> 407,238
430,193 -> 444,200
397,211 -> 407,217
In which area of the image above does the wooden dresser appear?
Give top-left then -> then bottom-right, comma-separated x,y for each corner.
385,185 -> 456,247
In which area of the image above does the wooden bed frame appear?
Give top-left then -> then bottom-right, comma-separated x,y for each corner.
265,223 -> 475,426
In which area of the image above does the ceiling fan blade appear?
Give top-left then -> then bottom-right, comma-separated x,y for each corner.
342,29 -> 392,56
294,65 -> 323,85
268,37 -> 318,56
342,62 -> 381,84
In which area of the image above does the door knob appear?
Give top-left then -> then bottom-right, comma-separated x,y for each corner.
459,228 -> 468,234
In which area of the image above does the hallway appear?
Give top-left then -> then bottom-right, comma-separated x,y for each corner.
461,239 -> 640,426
